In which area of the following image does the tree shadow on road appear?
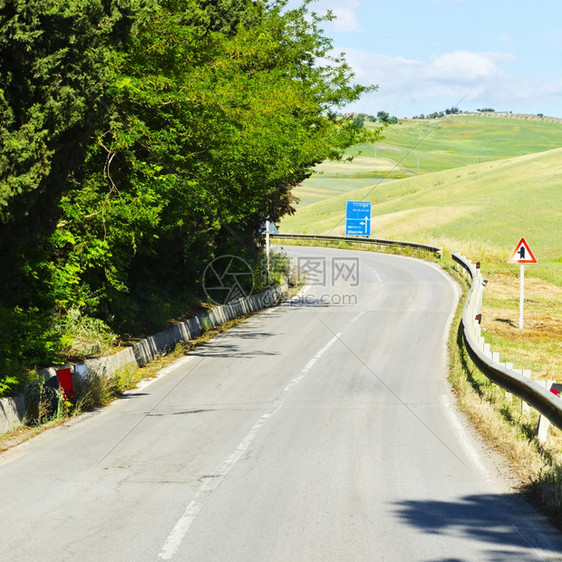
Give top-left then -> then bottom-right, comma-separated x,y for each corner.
393,493 -> 562,560
189,342 -> 279,359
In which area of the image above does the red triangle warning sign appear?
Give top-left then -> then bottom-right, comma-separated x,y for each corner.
507,237 -> 537,264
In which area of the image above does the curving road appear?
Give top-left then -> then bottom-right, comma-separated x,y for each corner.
0,246 -> 561,561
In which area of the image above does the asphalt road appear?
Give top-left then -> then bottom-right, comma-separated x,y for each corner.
1,246 -> 561,561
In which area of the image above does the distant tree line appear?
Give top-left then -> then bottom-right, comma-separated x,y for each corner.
0,0 -> 380,395
410,107 -> 513,119
350,111 -> 398,126
376,111 -> 398,124
412,107 -> 462,120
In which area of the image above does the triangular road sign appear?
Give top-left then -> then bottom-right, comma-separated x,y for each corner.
507,237 -> 537,264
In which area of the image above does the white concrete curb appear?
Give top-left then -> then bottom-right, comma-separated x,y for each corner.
0,285 -> 286,435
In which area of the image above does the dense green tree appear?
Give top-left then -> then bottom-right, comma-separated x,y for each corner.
0,0 -> 381,390
0,0 -> 142,306
377,110 -> 398,124
50,0 -> 380,329
377,110 -> 390,123
0,0 -> 144,386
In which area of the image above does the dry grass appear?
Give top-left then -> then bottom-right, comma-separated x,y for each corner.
0,425 -> 47,455
312,155 -> 407,174
481,272 -> 562,381
372,206 -> 479,238
453,353 -> 562,521
448,266 -> 562,522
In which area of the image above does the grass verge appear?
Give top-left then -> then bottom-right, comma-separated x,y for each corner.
272,238 -> 441,263
480,271 -> 562,380
448,260 -> 562,527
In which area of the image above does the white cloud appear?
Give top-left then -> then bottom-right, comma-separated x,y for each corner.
343,48 -> 511,92
423,51 -> 514,84
330,7 -> 361,33
302,0 -> 364,33
339,48 -> 541,115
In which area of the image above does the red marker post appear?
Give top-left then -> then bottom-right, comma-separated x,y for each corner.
56,367 -> 74,401
507,237 -> 537,330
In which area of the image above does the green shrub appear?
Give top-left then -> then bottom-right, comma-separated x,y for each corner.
0,306 -> 61,397
53,307 -> 117,358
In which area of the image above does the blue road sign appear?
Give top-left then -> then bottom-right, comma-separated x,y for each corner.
345,200 -> 371,236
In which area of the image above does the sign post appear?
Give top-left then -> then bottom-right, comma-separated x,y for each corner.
345,201 -> 371,237
519,262 -> 525,330
265,217 -> 270,284
507,237 -> 537,329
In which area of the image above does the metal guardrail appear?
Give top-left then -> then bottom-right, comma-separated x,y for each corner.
272,233 -> 561,434
452,252 -> 562,433
270,233 -> 442,257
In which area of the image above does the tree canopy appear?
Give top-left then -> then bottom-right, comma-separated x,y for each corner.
0,0 -> 381,394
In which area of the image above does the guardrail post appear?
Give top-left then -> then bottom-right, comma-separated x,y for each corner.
475,273 -> 483,315
537,415 -> 550,443
521,370 -> 532,415
504,363 -> 514,402
472,323 -> 481,341
536,380 -> 554,442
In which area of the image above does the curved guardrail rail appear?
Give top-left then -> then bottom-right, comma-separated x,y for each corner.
452,252 -> 562,433
275,232 -> 561,436
270,233 -> 442,257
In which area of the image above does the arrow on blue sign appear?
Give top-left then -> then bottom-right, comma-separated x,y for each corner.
346,200 -> 371,236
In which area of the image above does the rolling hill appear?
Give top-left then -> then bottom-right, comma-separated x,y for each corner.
295,115 -> 562,207
281,116 -> 562,286
281,148 -> 562,286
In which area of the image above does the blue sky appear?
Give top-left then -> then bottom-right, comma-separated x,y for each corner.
301,0 -> 562,118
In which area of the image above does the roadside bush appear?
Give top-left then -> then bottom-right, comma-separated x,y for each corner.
23,376 -> 69,425
53,307 -> 117,359
0,306 -> 61,397
257,249 -> 292,289
533,465 -> 562,518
